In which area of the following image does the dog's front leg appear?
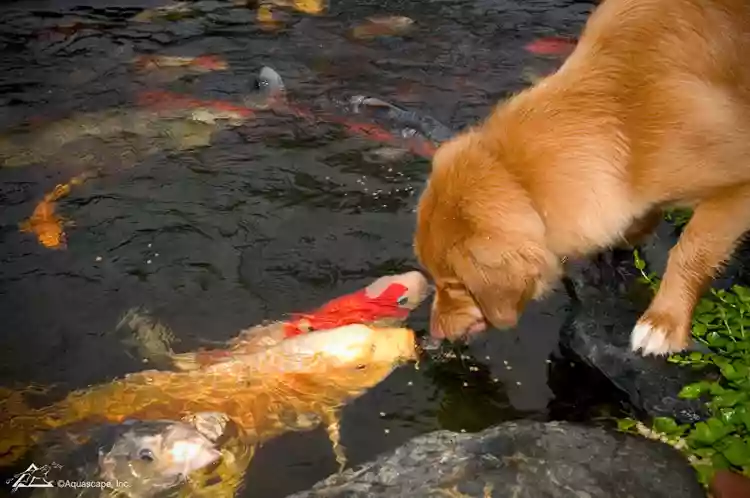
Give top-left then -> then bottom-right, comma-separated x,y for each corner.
631,185 -> 750,356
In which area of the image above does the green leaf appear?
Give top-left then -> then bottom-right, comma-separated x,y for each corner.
688,352 -> 705,363
707,331 -> 728,348
721,437 -> 750,467
692,323 -> 708,337
653,417 -> 684,436
738,407 -> 750,432
719,407 -> 741,426
719,362 -> 750,383
633,250 -> 645,271
678,381 -> 712,400
696,300 -> 717,314
696,313 -> 717,325
711,452 -> 732,470
712,391 -> 748,408
617,418 -> 637,432
710,383 -> 728,396
693,447 -> 717,458
688,418 -> 732,446
732,286 -> 750,303
693,463 -> 715,487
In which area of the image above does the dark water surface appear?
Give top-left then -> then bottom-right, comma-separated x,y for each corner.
0,0 -> 603,496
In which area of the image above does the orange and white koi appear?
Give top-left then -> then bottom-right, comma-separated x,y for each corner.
126,271 -> 431,371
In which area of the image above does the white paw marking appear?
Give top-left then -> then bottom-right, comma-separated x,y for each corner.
630,321 -> 679,357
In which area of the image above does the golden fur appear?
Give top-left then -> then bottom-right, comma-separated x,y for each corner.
414,0 -> 750,356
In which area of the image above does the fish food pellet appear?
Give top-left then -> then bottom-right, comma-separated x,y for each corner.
462,382 -> 468,387
407,381 -> 413,386
384,429 -> 390,434
95,256 -> 102,262
516,381 -> 522,386
379,412 -> 386,417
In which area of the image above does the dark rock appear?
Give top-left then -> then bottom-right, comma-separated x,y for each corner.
559,220 -> 711,424
287,420 -> 705,498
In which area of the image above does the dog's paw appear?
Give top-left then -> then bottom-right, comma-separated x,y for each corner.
630,316 -> 689,357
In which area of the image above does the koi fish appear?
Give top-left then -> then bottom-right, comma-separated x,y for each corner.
124,270 -> 430,371
0,108 -> 223,169
18,172 -> 91,250
260,67 -> 446,158
525,36 -> 578,56
349,15 -> 415,41
131,2 -> 197,23
135,66 -> 446,160
348,95 -> 454,145
132,55 -> 229,72
0,324 -> 418,474
24,412 -> 243,498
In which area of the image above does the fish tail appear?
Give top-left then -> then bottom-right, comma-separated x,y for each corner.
115,307 -> 180,369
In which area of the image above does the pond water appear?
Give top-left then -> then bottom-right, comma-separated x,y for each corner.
0,0 -> 614,496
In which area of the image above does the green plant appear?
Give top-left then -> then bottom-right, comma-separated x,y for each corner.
664,207 -> 693,229
619,251 -> 750,486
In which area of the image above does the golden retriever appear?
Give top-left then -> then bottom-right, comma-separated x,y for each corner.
414,0 -> 750,356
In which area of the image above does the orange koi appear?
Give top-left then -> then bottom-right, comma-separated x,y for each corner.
525,36 -> 578,56
136,91 -> 256,120
18,172 -> 91,250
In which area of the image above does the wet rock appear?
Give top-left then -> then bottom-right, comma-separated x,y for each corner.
287,420 -> 705,498
559,221 -> 712,424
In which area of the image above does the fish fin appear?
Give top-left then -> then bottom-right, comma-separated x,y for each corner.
322,408 -> 346,473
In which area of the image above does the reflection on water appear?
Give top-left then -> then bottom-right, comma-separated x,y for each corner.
0,0 -> 603,496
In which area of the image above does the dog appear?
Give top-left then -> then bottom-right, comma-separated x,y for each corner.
414,0 -> 750,357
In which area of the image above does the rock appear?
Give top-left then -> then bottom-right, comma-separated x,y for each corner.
287,420 -> 705,498
559,227 -> 712,424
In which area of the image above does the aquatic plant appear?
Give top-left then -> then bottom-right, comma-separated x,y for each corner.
618,250 -> 750,486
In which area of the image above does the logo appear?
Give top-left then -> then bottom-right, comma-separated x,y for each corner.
5,462 -> 130,493
6,462 -> 61,493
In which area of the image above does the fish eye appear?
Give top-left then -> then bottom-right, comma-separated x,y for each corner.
397,295 -> 409,306
138,449 -> 155,463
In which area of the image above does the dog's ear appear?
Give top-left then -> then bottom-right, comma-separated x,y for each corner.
449,239 -> 552,330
